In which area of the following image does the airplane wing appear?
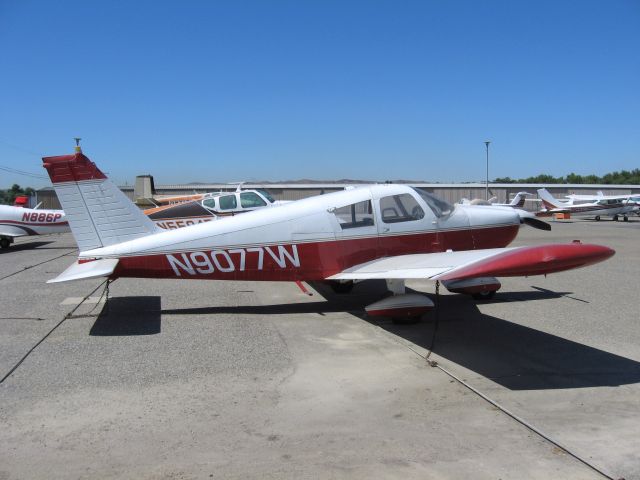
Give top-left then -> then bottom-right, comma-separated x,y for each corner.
545,207 -> 570,214
0,231 -> 24,238
326,243 -> 614,281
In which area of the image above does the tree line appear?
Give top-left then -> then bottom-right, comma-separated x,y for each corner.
493,169 -> 640,185
0,184 -> 35,205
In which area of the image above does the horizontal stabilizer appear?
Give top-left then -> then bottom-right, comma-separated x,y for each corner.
47,258 -> 119,283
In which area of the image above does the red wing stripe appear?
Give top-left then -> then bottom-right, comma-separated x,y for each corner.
437,243 -> 615,280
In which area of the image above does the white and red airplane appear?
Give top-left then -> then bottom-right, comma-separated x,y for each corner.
538,188 -> 637,221
145,187 -> 287,230
41,148 -> 614,319
0,204 -> 69,249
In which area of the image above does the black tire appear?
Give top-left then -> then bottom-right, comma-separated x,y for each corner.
613,215 -> 619,221
0,237 -> 10,249
595,215 -> 601,221
391,315 -> 423,325
472,290 -> 496,301
624,216 -> 629,222
327,280 -> 354,294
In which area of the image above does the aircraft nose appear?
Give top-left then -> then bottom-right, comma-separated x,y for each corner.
464,205 -> 520,229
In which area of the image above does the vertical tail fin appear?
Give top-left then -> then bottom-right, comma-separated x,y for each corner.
510,192 -> 530,208
42,149 -> 158,252
536,188 -> 562,210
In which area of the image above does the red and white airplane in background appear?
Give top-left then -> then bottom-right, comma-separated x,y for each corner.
538,188 -> 638,221
565,191 -> 640,206
41,148 -> 614,319
145,187 -> 287,230
0,203 -> 69,249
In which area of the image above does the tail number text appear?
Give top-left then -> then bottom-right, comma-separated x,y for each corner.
166,245 -> 300,276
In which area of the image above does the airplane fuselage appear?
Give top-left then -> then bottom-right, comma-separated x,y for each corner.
0,205 -> 69,240
80,185 -> 522,282
549,202 -> 636,218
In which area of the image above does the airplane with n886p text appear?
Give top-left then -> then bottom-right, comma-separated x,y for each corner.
0,204 -> 69,249
41,146 -> 615,320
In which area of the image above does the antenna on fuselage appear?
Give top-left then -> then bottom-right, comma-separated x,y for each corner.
74,137 -> 82,153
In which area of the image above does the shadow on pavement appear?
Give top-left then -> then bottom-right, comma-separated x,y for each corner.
90,296 -> 161,336
111,281 -> 640,390
315,281 -> 640,391
0,240 -> 55,252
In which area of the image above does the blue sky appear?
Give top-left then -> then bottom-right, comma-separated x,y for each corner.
0,0 -> 638,187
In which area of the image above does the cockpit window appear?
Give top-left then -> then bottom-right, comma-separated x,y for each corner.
332,200 -> 375,229
218,195 -> 237,210
203,198 -> 217,210
240,192 -> 267,208
256,189 -> 275,203
379,194 -> 425,223
411,188 -> 453,218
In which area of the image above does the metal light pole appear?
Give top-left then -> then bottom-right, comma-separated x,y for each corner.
484,141 -> 491,200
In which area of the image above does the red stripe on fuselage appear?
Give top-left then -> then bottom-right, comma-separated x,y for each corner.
111,224 -> 519,282
0,219 -> 69,227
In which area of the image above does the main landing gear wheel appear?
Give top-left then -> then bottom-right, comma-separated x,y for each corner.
391,315 -> 423,325
624,216 -> 629,222
595,215 -> 601,221
327,280 -> 354,294
613,215 -> 619,221
472,290 -> 496,301
0,237 -> 10,249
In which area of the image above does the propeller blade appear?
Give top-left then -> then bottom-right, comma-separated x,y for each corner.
522,216 -> 552,231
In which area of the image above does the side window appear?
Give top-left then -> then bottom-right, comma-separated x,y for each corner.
380,194 -> 425,223
332,200 -> 375,229
218,195 -> 237,210
240,192 -> 267,208
203,198 -> 217,210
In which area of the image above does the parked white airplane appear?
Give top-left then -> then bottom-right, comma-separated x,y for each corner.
0,204 -> 69,249
565,191 -> 640,206
41,147 -> 614,320
537,188 -> 637,221
461,192 -> 532,208
145,187 -> 288,230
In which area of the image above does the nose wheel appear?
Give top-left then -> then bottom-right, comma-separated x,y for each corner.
0,237 -> 11,249
472,290 -> 496,301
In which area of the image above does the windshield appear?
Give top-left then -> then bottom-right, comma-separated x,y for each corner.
256,189 -> 275,203
411,187 -> 453,217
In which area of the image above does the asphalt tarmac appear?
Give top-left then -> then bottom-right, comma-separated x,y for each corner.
1,218 -> 639,479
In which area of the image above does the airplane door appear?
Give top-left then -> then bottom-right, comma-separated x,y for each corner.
375,191 -> 440,256
327,196 -> 378,269
422,196 -> 473,251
